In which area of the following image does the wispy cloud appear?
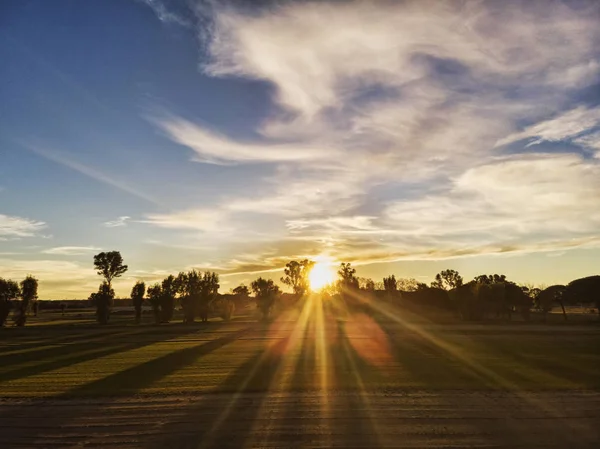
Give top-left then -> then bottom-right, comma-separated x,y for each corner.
41,246 -> 102,256
0,214 -> 46,238
141,0 -> 600,272
103,216 -> 131,228
136,0 -> 192,27
19,142 -> 160,205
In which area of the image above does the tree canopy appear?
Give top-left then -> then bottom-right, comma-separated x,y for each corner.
93,251 -> 128,286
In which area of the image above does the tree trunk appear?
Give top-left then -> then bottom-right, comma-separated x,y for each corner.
558,299 -> 567,321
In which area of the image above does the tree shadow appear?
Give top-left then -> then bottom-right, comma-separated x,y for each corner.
67,327 -> 252,397
0,329 -> 151,383
147,326 -> 291,449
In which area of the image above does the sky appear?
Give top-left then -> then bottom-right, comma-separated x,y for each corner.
1,0 -> 599,299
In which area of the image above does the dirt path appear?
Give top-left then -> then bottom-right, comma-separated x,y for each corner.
1,390 -> 599,448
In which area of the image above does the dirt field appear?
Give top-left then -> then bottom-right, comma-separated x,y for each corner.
1,305 -> 599,448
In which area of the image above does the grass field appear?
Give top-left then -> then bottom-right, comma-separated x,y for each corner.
1,303 -> 599,447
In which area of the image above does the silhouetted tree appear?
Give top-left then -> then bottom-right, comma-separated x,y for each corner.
15,275 -> 38,327
93,251 -> 128,288
146,283 -> 162,324
131,281 -> 146,324
361,278 -> 375,291
431,269 -> 463,290
474,274 -> 507,285
176,270 -> 220,323
0,278 -> 20,327
396,277 -> 427,292
95,281 -> 114,325
251,277 -> 280,321
537,285 -> 566,322
160,275 -> 177,323
281,259 -> 314,296
232,284 -> 249,297
337,262 -> 359,292
383,275 -> 397,293
566,275 -> 600,320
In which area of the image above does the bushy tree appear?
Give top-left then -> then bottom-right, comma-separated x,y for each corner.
431,269 -> 463,290
146,283 -> 162,324
396,278 -> 428,292
474,274 -> 507,285
281,259 -> 314,296
383,275 -> 397,293
93,251 -> 128,287
251,277 -> 280,320
0,278 -> 20,327
95,281 -> 114,325
360,278 -> 375,291
232,284 -> 249,297
160,275 -> 177,323
130,281 -> 146,324
337,262 -> 359,292
15,275 -> 38,327
176,270 -> 220,323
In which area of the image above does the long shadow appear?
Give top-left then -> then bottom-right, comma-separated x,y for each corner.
0,328 -> 143,368
148,326 -> 291,449
0,323 -> 255,448
68,326 -> 253,397
333,319 -> 383,448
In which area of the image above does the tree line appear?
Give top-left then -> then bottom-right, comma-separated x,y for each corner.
1,251 -> 599,327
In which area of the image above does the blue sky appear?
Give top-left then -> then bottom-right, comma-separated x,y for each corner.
1,0 -> 600,299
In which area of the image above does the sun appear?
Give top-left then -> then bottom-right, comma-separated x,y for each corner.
308,261 -> 336,290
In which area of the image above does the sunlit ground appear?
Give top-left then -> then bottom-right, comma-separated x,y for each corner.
1,298 -> 599,447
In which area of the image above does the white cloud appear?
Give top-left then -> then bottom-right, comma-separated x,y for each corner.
496,106 -> 600,148
41,246 -> 102,256
385,154 -> 600,239
144,208 -> 228,233
153,115 -> 340,165
0,214 -> 46,238
103,216 -> 130,228
142,0 -> 600,269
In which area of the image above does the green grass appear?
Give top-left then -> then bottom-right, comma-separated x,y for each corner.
1,308 -> 599,398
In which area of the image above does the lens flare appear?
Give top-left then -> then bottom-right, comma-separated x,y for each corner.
309,262 -> 336,290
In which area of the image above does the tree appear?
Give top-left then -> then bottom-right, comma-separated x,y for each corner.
251,277 -> 281,320
232,284 -> 249,297
146,283 -> 162,324
474,274 -> 507,285
131,281 -> 146,324
360,278 -> 375,292
15,275 -> 38,327
176,270 -> 220,323
537,285 -> 566,322
396,277 -> 427,292
0,278 -> 20,327
338,262 -> 359,292
160,275 -> 177,323
431,269 -> 463,290
281,259 -> 314,296
93,251 -> 128,287
95,281 -> 114,325
383,275 -> 397,293
566,275 -> 600,320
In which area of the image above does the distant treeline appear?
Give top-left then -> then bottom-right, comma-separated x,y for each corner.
1,251 -> 599,327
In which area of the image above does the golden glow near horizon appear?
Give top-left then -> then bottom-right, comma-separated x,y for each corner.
309,261 -> 336,290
